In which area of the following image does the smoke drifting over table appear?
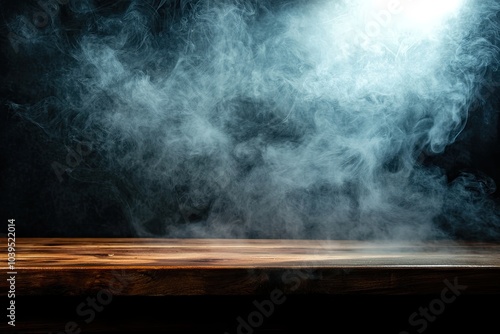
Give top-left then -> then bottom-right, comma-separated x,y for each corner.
2,0 -> 500,240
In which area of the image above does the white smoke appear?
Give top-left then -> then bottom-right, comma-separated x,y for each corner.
6,0 -> 500,240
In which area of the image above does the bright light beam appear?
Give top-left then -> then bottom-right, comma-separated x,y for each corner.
362,0 -> 466,39
402,0 -> 464,26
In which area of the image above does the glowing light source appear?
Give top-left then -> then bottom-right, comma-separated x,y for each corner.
402,0 -> 464,25
358,0 -> 466,44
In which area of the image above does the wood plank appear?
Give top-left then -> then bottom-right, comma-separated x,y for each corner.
2,238 -> 500,295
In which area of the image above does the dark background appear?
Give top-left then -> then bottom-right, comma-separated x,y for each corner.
0,3 -> 499,334
1,0 -> 499,239
0,295 -> 497,333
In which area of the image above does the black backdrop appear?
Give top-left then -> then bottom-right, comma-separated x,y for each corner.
1,0 -> 499,239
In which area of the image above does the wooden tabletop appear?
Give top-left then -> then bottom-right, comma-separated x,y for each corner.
3,238 -> 500,295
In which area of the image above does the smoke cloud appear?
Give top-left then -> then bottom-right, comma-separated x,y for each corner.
3,0 -> 500,240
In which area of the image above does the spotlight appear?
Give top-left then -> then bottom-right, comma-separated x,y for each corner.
360,0 -> 466,42
402,0 -> 464,25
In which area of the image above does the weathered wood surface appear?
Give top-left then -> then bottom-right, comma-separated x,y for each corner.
3,238 -> 500,295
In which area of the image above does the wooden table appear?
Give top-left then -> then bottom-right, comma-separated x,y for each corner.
4,238 -> 500,295
2,238 -> 500,333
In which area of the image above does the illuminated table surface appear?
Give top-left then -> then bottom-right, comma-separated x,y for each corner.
3,238 -> 500,296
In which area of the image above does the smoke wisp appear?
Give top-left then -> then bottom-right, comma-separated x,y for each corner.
3,0 -> 500,240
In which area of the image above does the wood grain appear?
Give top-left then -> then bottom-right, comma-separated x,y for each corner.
3,238 -> 500,295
